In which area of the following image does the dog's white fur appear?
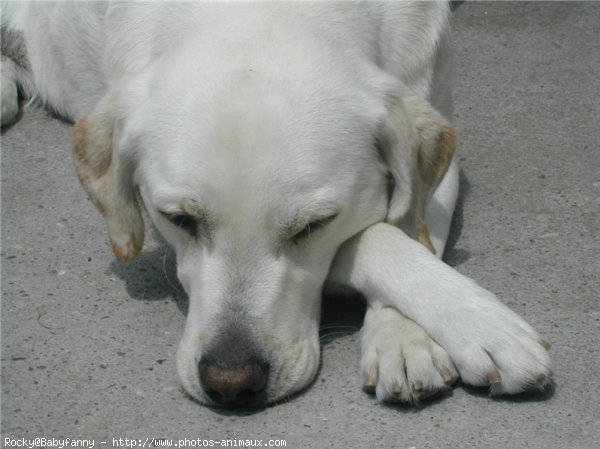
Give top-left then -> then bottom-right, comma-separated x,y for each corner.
2,1 -> 551,405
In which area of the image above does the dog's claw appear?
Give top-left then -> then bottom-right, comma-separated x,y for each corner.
486,370 -> 502,385
363,371 -> 378,394
392,383 -> 404,396
413,380 -> 424,394
363,382 -> 377,394
441,367 -> 457,385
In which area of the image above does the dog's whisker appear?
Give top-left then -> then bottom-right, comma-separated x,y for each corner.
319,330 -> 355,336
322,329 -> 355,337
319,331 -> 358,342
162,246 -> 184,297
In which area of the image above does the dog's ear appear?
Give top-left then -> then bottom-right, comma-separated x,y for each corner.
72,95 -> 144,263
379,94 -> 455,254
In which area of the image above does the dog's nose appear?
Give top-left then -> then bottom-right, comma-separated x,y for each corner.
199,361 -> 268,407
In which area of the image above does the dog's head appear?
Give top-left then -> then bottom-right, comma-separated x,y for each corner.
72,46 -> 453,407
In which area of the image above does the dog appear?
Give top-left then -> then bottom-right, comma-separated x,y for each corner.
1,1 -> 552,407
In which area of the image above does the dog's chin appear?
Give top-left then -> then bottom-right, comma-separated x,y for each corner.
176,335 -> 321,407
265,334 -> 321,405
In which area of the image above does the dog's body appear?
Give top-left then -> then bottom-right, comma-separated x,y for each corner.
2,1 -> 551,406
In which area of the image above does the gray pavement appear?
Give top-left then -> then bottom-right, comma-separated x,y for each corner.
2,2 -> 599,448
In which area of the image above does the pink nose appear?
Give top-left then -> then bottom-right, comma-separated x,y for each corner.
199,363 -> 268,407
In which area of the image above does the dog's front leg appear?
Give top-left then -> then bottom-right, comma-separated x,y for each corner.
329,222 -> 552,395
1,56 -> 21,127
1,27 -> 32,127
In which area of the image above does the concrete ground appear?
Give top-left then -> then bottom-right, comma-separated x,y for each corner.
2,2 -> 599,448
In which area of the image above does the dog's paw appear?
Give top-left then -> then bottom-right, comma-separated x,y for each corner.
437,283 -> 553,395
1,66 -> 20,127
360,306 -> 458,404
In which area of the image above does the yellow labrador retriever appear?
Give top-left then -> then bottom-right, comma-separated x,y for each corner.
2,1 -> 551,407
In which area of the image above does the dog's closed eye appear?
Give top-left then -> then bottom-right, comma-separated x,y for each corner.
291,214 -> 338,245
160,212 -> 199,237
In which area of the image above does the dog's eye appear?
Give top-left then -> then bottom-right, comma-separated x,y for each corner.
161,212 -> 198,237
291,215 -> 338,245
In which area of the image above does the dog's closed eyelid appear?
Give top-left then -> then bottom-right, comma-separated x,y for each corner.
159,211 -> 199,238
289,213 -> 339,244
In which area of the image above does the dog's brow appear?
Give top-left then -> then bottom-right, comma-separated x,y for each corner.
184,200 -> 213,231
180,197 -> 205,215
282,216 -> 303,238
